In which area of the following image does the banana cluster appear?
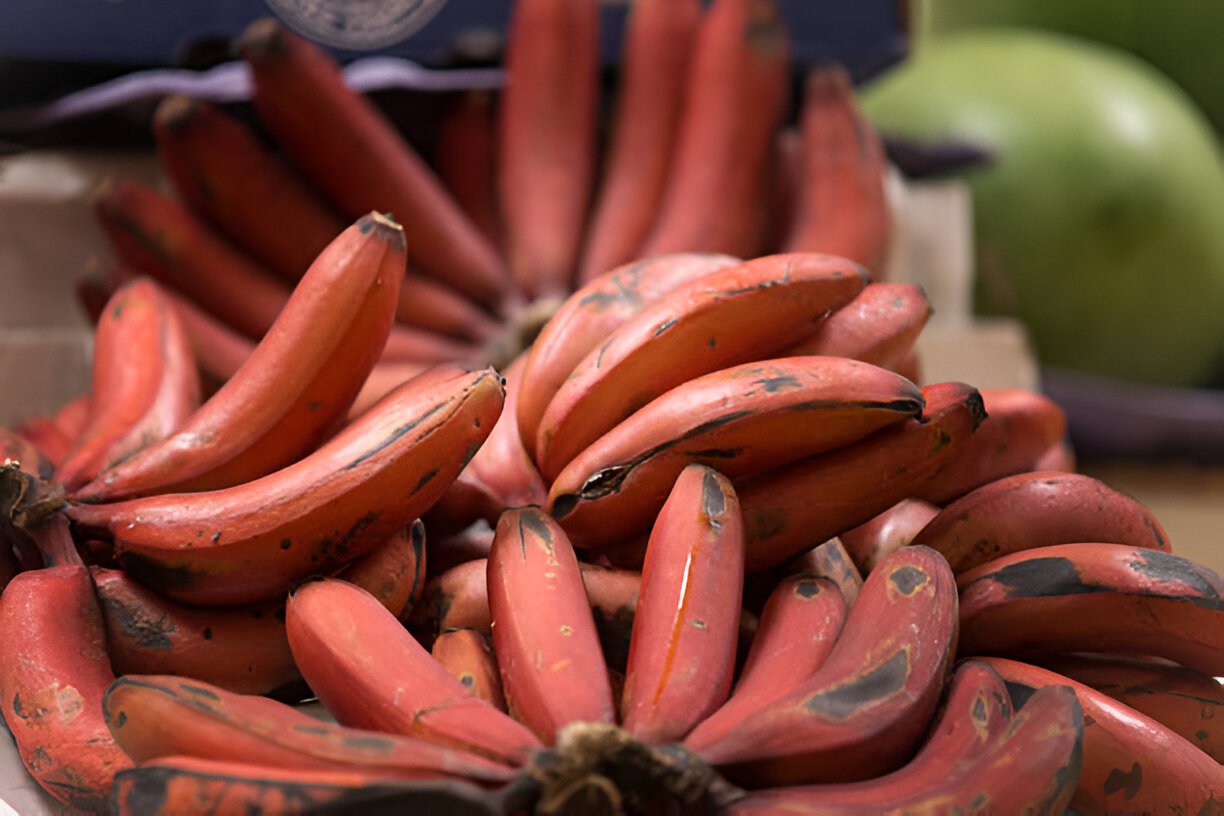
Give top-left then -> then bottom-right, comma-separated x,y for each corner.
0,1 -> 1221,814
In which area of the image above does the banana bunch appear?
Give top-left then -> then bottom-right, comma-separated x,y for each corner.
1,0 -> 1222,813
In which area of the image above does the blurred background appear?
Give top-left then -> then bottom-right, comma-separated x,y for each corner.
1,0 -> 1221,573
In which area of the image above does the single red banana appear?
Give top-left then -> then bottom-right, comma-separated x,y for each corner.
780,282 -> 931,369
237,18 -> 506,307
784,64 -> 892,276
92,522 -> 424,695
958,543 -> 1224,676
435,90 -> 501,249
487,508 -> 615,743
109,755 -> 504,815
93,177 -> 292,339
153,94 -> 344,282
68,366 -> 502,606
498,0 -> 600,298
1038,653 -> 1224,762
74,213 -> 405,501
517,251 -> 740,461
699,574 -> 846,743
54,278 -> 200,491
982,657 -> 1224,815
534,253 -> 870,480
286,578 -> 541,765
579,0 -> 702,282
684,546 -> 959,787
620,466 -> 744,744
737,380 -> 986,572
837,497 -> 941,575
549,355 -> 924,550
916,386 -> 1068,505
0,566 -> 133,810
431,629 -> 507,713
103,675 -> 514,783
911,469 -> 1172,574
730,666 -> 1081,815
640,0 -> 790,259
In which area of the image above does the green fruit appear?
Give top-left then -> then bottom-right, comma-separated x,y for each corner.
861,29 -> 1224,387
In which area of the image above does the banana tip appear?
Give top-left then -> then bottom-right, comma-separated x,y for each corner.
236,17 -> 289,60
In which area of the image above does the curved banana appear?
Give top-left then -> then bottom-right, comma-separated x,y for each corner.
285,578 -> 541,766
1039,653 -> 1223,762
75,212 -> 405,501
685,545 -> 959,787
68,365 -> 502,606
982,657 -> 1224,815
549,355 -> 924,551
487,507 -> 615,743
917,386 -> 1068,505
237,19 -> 506,308
430,629 -> 507,713
153,94 -> 343,283
620,465 -> 744,744
55,278 -> 200,492
958,543 -> 1224,676
837,498 -> 940,575
730,664 -> 1081,814
737,380 -> 985,572
534,252 -> 870,480
103,675 -> 514,783
93,522 -> 424,695
698,574 -> 846,745
780,282 -> 931,370
0,566 -> 132,810
517,251 -> 740,461
912,470 -> 1172,574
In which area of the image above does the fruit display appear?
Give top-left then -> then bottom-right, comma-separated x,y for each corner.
1,1 -> 1222,814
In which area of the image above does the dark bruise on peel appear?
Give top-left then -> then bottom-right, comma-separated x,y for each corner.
971,696 -> 987,723
1127,550 -> 1220,600
177,682 -> 222,702
119,552 -> 200,592
795,580 -> 822,599
805,649 -> 911,719
345,401 -> 449,470
411,468 -> 440,496
518,511 -> 555,561
889,565 -> 929,597
1102,761 -> 1143,799
753,374 -> 801,393
579,267 -> 644,311
984,557 -> 1104,599
700,470 -> 727,525
1002,681 -> 1037,711
100,595 -> 175,650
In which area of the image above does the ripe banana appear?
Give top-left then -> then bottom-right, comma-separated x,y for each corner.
737,380 -> 985,572
285,577 -> 541,766
685,545 -> 959,786
620,465 -> 744,744
579,0 -> 702,282
92,522 -> 424,695
958,543 -> 1224,676
487,507 -> 616,743
697,574 -> 846,745
0,565 -> 132,810
237,18 -> 506,308
837,497 -> 940,575
912,470 -> 1172,574
780,282 -> 931,370
549,355 -> 924,551
155,282 -> 257,388
783,65 -> 892,276
77,212 -> 405,501
54,278 -> 200,492
534,252 -> 870,480
982,656 -> 1224,815
93,177 -> 292,340
430,629 -> 507,713
917,386 -> 1068,505
639,0 -> 790,259
498,0 -> 600,299
68,365 -> 503,606
517,251 -> 739,461
729,663 -> 1082,814
153,94 -> 343,283
1038,653 -> 1223,762
102,674 -> 515,783
435,91 -> 501,249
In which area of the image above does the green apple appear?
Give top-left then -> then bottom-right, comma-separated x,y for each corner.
861,29 -> 1224,387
